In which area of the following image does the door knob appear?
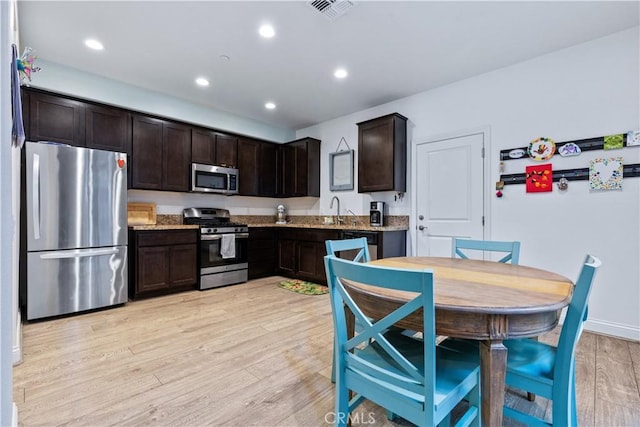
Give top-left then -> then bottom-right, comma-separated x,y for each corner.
418,225 -> 425,231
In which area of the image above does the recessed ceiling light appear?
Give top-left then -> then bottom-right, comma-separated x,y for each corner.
195,77 -> 210,87
259,24 -> 275,38
265,102 -> 276,110
84,39 -> 104,51
334,68 -> 348,79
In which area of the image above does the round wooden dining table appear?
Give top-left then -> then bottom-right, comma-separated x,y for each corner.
342,256 -> 574,427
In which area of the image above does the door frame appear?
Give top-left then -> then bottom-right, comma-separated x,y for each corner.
410,126 -> 492,256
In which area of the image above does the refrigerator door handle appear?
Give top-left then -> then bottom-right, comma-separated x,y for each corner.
39,247 -> 120,259
32,153 -> 41,240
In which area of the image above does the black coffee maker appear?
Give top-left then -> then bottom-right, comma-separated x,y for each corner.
369,201 -> 385,227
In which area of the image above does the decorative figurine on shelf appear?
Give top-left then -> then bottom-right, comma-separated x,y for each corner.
16,46 -> 41,84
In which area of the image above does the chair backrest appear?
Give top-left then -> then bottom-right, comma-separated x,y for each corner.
554,255 -> 601,382
452,238 -> 521,264
324,254 -> 438,424
325,238 -> 371,263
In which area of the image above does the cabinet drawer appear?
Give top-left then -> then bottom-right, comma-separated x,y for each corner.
137,230 -> 197,247
249,227 -> 277,240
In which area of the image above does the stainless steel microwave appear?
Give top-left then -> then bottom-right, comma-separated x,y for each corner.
191,163 -> 239,195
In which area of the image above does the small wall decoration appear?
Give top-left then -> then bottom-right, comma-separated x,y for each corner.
527,137 -> 556,161
627,130 -> 640,147
590,157 -> 623,190
329,137 -> 354,191
558,142 -> 581,157
16,46 -> 41,84
603,134 -> 624,150
526,163 -> 553,192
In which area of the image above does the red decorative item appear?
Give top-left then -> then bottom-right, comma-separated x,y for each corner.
496,190 -> 503,198
526,163 -> 553,193
117,159 -> 125,168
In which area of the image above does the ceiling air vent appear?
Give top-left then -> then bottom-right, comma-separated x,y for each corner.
309,0 -> 356,21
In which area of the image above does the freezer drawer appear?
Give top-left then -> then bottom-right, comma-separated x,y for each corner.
27,246 -> 127,320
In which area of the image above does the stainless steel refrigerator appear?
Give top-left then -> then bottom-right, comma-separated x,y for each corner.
24,141 -> 128,320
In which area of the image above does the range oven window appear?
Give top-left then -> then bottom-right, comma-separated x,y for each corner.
200,233 -> 248,269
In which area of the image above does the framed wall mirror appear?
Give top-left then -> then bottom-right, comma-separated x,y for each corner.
329,149 -> 354,191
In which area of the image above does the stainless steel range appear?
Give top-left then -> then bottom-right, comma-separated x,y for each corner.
183,208 -> 248,290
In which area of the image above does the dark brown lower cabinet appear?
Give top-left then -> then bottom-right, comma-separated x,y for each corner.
129,229 -> 198,299
275,228 -> 340,285
248,227 -> 277,279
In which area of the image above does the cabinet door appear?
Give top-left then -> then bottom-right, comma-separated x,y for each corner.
215,133 -> 238,167
191,127 -> 216,164
260,142 -> 278,197
358,114 -> 406,193
293,143 -> 308,196
29,92 -> 85,146
162,121 -> 192,191
137,246 -> 170,293
131,115 -> 164,189
169,244 -> 198,288
278,239 -> 296,274
358,118 -> 395,192
86,104 -> 131,153
238,138 -> 260,196
280,145 -> 295,197
296,240 -> 322,281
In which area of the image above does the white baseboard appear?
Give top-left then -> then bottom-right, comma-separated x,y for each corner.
584,318 -> 640,342
12,402 -> 18,427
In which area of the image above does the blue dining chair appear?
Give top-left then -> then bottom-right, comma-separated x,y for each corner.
324,254 -> 481,427
452,238 -> 521,264
326,238 -> 371,383
439,254 -> 601,426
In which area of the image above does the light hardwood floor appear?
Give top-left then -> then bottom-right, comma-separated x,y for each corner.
13,277 -> 640,426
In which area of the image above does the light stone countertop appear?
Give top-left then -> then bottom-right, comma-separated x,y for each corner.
128,224 -> 200,231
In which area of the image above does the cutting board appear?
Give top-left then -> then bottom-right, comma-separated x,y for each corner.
127,203 -> 157,225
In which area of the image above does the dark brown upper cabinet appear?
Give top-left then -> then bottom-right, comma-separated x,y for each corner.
279,137 -> 320,198
28,91 -> 86,147
85,104 -> 131,153
357,113 -> 407,193
237,138 -> 261,196
191,128 -> 238,167
131,114 -> 191,192
24,88 -> 131,154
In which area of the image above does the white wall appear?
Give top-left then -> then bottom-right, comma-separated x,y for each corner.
1,0 -> 20,423
298,28 -> 640,340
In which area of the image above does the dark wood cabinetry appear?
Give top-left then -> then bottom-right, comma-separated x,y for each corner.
248,227 -> 278,279
85,104 -> 131,153
237,138 -> 261,196
260,142 -> 279,197
131,114 -> 191,191
357,113 -> 407,193
24,88 -> 131,153
28,91 -> 86,147
276,228 -> 340,284
129,229 -> 198,299
192,128 -> 238,167
279,137 -> 321,197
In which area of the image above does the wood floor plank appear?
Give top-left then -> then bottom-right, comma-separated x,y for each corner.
12,277 -> 640,426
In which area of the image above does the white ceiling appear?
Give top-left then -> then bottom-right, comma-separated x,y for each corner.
18,1 -> 639,131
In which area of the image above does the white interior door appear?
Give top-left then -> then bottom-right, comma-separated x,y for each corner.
415,132 -> 485,256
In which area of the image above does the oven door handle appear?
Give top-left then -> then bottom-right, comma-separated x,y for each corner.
201,233 -> 249,241
201,234 -> 222,241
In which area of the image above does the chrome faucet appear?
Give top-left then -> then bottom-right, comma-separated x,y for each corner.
330,196 -> 343,224
346,209 -> 358,226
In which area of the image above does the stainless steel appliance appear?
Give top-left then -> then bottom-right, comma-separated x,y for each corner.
183,208 -> 248,289
339,230 -> 379,260
24,141 -> 128,320
370,201 -> 385,227
191,163 -> 239,195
